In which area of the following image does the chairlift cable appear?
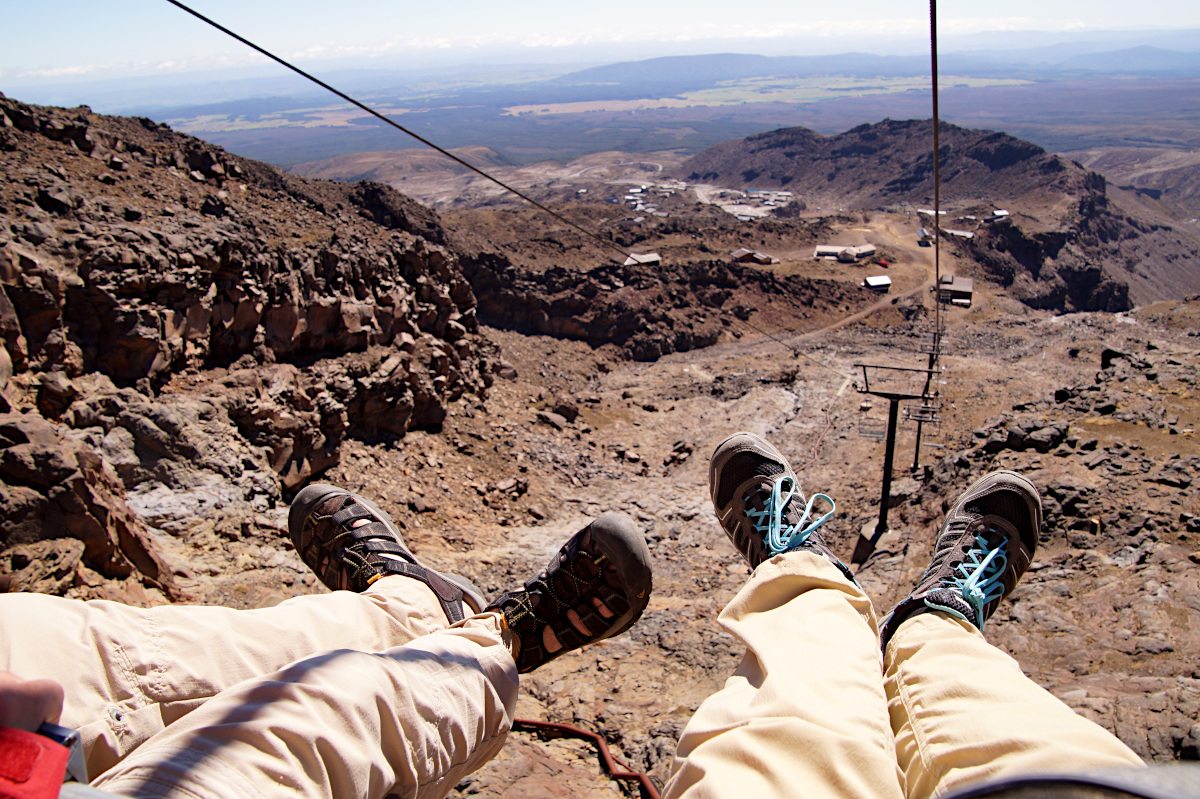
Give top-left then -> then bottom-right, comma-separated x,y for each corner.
163,0 -> 889,378
929,0 -> 943,376
161,0 -> 636,265
733,316 -> 850,379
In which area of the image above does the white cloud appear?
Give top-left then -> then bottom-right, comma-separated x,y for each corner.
293,16 -> 931,56
941,16 -> 1093,34
2,52 -> 270,84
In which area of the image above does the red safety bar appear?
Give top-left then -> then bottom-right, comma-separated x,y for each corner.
0,727 -> 68,799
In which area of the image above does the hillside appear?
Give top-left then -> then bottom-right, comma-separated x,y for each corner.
680,119 -> 1076,207
679,119 -> 1200,307
0,93 -> 491,599
293,145 -> 519,185
1,97 -> 1198,795
1067,146 -> 1200,217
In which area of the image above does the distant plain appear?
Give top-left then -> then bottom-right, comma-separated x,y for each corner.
71,37 -> 1196,222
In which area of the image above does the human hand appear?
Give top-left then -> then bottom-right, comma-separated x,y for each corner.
0,670 -> 63,732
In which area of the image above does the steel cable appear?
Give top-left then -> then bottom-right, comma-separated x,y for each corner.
162,0 -> 637,265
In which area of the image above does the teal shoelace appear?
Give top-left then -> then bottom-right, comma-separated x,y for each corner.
939,531 -> 1009,628
745,475 -> 836,556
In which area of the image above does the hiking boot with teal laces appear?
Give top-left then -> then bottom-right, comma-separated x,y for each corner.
879,470 -> 1041,647
709,432 -> 853,581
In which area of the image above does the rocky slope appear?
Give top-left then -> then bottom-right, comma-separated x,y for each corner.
461,253 -> 877,362
681,120 -> 1075,208
1067,146 -> 1200,218
2,98 -> 1198,796
680,119 -> 1200,310
0,93 -> 492,598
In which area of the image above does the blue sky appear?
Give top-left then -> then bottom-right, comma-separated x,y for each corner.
3,0 -> 1198,87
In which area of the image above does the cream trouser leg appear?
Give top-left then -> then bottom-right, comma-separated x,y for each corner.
886,612 -> 1144,798
89,613 -> 518,799
662,552 -> 904,799
0,576 -> 451,778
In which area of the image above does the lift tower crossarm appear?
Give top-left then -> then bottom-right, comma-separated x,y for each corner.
851,364 -> 938,565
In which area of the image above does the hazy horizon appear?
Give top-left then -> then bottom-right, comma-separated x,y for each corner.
4,0 -> 1199,112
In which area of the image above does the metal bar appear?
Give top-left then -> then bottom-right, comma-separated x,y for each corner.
876,397 -> 901,538
912,418 -> 924,474
857,365 -> 938,375
930,0 -> 942,349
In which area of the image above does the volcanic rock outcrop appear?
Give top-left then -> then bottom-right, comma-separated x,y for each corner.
461,255 -> 875,361
0,94 -> 491,597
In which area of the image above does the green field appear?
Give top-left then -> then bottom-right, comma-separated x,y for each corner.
681,75 -> 1032,106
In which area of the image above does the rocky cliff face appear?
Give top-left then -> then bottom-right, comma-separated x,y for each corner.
0,94 -> 491,598
958,172 -> 1200,311
461,254 -> 876,362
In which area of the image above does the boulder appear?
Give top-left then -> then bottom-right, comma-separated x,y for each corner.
0,411 -> 173,592
537,411 -> 568,431
551,396 -> 580,423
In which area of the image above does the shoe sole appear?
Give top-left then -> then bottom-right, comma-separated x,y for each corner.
486,511 -> 653,673
949,469 -> 1042,556
708,432 -> 798,565
708,431 -> 794,508
578,512 -> 654,642
289,484 -> 486,611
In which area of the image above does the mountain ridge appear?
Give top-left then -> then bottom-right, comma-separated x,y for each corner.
678,118 -> 1200,308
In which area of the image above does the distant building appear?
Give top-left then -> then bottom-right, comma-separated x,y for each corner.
863,275 -> 892,293
814,244 -> 876,262
942,229 -> 975,240
731,248 -> 780,265
624,252 -> 661,266
937,274 -> 974,307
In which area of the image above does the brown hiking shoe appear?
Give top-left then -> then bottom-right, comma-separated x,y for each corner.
879,470 -> 1041,648
709,432 -> 852,580
289,484 -> 485,624
486,513 -> 652,673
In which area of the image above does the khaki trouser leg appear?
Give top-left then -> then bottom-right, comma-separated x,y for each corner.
0,576 -> 449,778
886,613 -> 1145,799
663,553 -> 904,799
90,614 -> 518,799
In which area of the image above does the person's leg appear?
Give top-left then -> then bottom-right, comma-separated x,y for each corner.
886,614 -> 1143,799
665,553 -> 904,799
664,433 -> 903,799
90,514 -> 654,799
879,471 -> 1143,799
0,576 -> 452,779
1,484 -> 482,778
91,614 -> 517,799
